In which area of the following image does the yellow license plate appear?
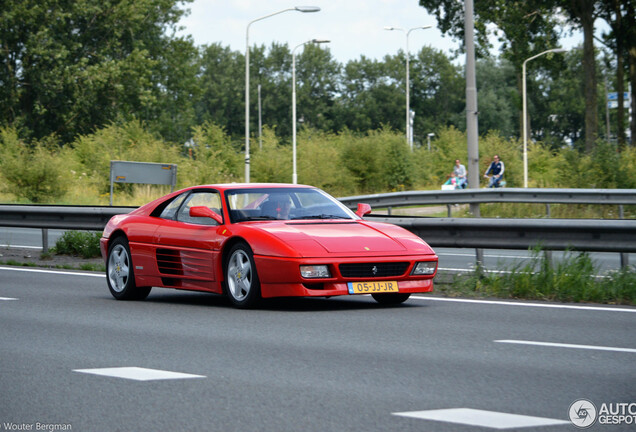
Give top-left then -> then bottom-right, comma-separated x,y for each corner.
347,281 -> 399,294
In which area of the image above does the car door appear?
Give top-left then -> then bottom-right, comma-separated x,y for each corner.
152,190 -> 224,292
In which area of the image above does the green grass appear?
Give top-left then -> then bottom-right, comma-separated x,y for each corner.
78,263 -> 105,272
439,248 -> 636,305
1,260 -> 38,267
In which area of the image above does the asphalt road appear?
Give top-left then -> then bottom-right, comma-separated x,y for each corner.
1,266 -> 635,431
1,227 -> 634,273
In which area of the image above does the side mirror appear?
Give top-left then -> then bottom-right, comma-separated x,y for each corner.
355,203 -> 372,217
189,206 -> 223,225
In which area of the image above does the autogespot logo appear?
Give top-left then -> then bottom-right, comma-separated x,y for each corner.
569,399 -> 597,428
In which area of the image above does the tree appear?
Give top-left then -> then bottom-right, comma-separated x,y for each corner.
418,0 -> 564,144
294,44 -> 341,134
628,1 -> 636,145
0,0 -> 193,143
474,57 -> 517,138
557,0 -> 602,152
542,50 -> 587,147
250,43 -> 292,138
339,56 -> 404,133
410,46 -> 465,140
196,43 -> 245,138
150,36 -> 201,144
599,0 -> 636,147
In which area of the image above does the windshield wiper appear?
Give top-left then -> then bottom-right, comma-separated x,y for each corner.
292,214 -> 351,220
234,215 -> 279,222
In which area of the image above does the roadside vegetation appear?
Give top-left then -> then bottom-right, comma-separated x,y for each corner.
438,248 -> 636,305
50,231 -> 102,259
1,124 -> 635,219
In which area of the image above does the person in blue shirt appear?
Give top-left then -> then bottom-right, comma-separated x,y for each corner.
484,155 -> 504,188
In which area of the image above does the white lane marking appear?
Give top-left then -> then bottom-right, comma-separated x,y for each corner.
411,296 -> 636,313
0,266 -> 103,278
0,244 -> 42,250
438,252 -> 530,259
73,367 -> 206,381
495,340 -> 636,354
0,297 -> 18,301
393,408 -> 569,429
438,267 -> 511,274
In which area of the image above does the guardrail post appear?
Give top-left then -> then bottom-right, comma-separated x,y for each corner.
447,204 -> 452,217
475,248 -> 484,266
42,229 -> 49,254
387,206 -> 392,216
546,204 -> 551,218
619,205 -> 629,268
470,203 -> 480,217
620,254 -> 629,268
544,250 -> 553,267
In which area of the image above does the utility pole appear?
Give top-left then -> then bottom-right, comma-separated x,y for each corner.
465,0 -> 480,217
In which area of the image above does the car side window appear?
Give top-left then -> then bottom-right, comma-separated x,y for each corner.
158,194 -> 187,220
176,191 -> 222,225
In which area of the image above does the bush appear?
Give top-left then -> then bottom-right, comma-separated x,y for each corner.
0,128 -> 72,203
72,120 -> 182,194
181,121 -> 242,185
52,231 -> 102,259
297,129 -> 356,197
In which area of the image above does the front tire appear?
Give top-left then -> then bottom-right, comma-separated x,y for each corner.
224,242 -> 261,308
106,236 -> 151,300
372,293 -> 411,305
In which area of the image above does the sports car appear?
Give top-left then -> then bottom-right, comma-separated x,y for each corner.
100,183 -> 438,308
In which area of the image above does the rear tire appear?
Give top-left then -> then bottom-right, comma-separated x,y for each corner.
224,242 -> 261,308
371,293 -> 411,305
106,236 -> 151,300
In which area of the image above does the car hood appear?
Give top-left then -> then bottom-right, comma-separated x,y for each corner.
252,220 -> 433,256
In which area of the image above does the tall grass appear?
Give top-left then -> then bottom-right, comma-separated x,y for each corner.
479,203 -> 636,219
446,248 -> 636,305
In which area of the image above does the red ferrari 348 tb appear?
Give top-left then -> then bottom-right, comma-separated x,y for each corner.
100,184 -> 438,308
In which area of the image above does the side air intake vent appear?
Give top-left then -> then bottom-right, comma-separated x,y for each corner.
156,249 -> 183,275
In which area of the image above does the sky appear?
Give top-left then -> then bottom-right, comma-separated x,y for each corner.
176,0 -> 590,65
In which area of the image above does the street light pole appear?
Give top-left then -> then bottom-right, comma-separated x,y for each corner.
522,48 -> 567,188
245,6 -> 320,183
384,25 -> 431,151
292,39 -> 330,185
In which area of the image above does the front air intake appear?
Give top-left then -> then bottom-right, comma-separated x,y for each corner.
339,262 -> 409,278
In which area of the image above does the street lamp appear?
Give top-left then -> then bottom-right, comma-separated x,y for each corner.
522,48 -> 566,188
245,6 -> 320,183
384,25 -> 432,151
292,39 -> 330,185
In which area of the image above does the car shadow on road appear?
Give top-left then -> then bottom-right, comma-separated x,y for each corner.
139,290 -> 425,312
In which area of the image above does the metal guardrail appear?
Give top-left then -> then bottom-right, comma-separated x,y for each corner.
2,204 -> 634,253
339,188 -> 636,208
1,189 -> 635,265
0,205 -> 135,231
365,215 -> 636,253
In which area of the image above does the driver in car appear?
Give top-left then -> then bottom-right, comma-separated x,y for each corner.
262,194 -> 292,219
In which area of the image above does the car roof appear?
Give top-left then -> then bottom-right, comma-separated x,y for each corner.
183,183 -> 315,192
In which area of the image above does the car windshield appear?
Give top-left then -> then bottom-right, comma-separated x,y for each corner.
225,187 -> 356,223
